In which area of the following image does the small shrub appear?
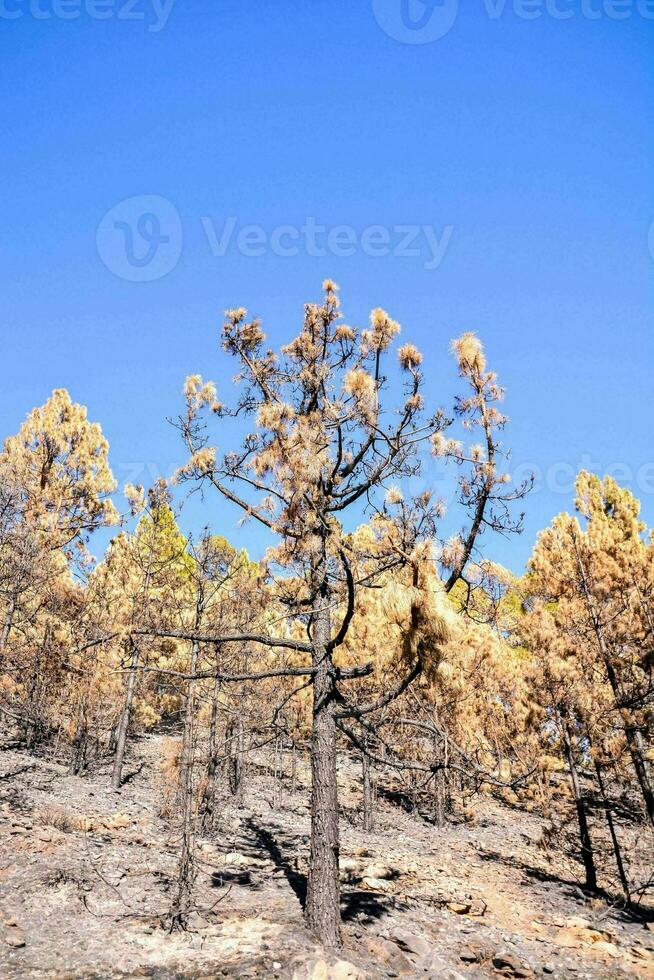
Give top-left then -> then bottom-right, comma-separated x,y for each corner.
36,805 -> 84,833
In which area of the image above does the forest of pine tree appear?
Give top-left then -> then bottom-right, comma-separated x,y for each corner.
1,285 -> 652,976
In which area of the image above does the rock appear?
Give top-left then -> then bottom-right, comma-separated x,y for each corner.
331,962 -> 362,980
459,943 -> 489,964
221,851 -> 258,867
424,966 -> 467,980
592,940 -> 620,959
4,929 -> 26,949
632,945 -> 653,961
556,918 -> 615,949
387,927 -> 433,959
300,959 -> 362,980
102,813 -> 132,830
339,857 -> 362,881
360,876 -> 393,893
339,858 -> 360,874
492,951 -> 533,977
363,862 -> 393,880
447,901 -> 471,915
459,946 -> 477,963
364,937 -> 415,976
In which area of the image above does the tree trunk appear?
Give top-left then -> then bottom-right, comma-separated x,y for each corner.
290,739 -> 297,797
435,770 -> 447,827
562,727 -> 597,892
0,594 -> 17,654
24,643 -> 45,749
171,637 -> 199,930
600,643 -> 654,826
111,641 -> 138,791
198,679 -> 220,835
273,736 -> 283,810
362,745 -> 373,832
432,732 -> 446,827
227,716 -> 245,799
70,695 -> 88,775
626,727 -> 654,827
595,760 -> 630,903
573,535 -> 654,827
305,584 -> 341,948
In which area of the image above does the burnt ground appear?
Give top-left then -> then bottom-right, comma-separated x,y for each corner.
1,731 -> 653,979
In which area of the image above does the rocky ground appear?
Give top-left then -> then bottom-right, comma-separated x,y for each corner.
1,732 -> 653,979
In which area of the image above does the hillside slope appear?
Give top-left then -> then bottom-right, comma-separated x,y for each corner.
1,733 -> 652,979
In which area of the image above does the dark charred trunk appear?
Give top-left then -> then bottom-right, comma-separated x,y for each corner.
305,579 -> 342,948
273,736 -> 283,810
198,680 -> 220,835
70,696 -> 88,775
171,637 -> 200,930
562,726 -> 597,892
362,744 -> 373,832
0,594 -> 17,654
111,641 -> 138,791
290,739 -> 297,797
626,726 -> 654,827
595,760 -> 630,903
573,536 -> 654,827
227,717 -> 245,799
601,645 -> 654,826
24,645 -> 44,749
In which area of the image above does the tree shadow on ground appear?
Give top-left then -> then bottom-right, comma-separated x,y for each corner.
376,783 -> 452,826
236,817 -> 394,925
243,816 -> 307,907
210,869 -> 260,889
476,845 -> 652,923
376,784 -> 418,814
121,762 -> 144,785
478,843 -> 600,895
340,888 -> 394,923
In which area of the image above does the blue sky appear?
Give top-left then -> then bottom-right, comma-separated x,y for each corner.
1,0 -> 653,571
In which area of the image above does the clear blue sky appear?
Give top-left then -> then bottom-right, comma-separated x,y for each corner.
1,0 -> 653,571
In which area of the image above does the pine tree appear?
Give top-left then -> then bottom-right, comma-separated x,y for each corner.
174,282 -> 524,945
